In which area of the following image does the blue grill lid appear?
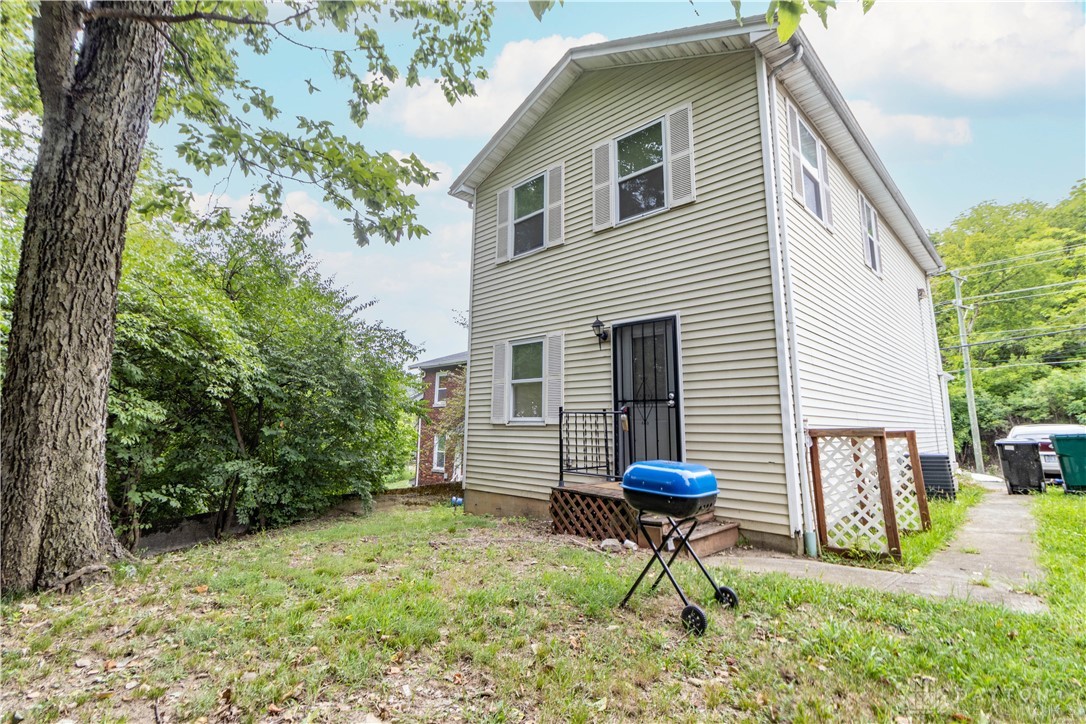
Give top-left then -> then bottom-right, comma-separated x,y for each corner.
621,460 -> 718,498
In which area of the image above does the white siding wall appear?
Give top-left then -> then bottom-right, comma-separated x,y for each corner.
775,84 -> 950,454
466,53 -> 793,537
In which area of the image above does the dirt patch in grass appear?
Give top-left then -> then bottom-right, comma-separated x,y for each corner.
3,503 -> 1084,722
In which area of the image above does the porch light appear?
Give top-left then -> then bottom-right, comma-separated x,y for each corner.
591,317 -> 609,348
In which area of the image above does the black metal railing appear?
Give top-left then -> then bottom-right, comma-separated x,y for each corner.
558,406 -> 631,486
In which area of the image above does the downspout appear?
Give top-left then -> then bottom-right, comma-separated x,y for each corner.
766,44 -> 819,557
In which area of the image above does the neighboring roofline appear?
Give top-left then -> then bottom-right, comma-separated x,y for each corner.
449,16 -> 768,202
785,29 -> 940,270
409,351 -> 469,371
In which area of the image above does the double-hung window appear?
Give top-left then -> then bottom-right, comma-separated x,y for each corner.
495,166 -> 564,263
616,121 -> 666,222
787,103 -> 833,227
509,340 -> 544,421
490,333 -> 564,425
592,104 -> 696,230
433,433 -> 446,471
434,371 -> 448,406
859,193 -> 882,274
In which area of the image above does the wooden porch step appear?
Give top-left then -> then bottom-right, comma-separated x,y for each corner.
637,519 -> 740,559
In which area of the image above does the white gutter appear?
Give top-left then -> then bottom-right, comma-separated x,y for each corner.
765,44 -> 819,558
754,51 -> 802,542
459,187 -> 479,497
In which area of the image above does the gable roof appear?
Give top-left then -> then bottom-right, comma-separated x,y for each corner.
410,351 -> 468,371
449,17 -> 941,273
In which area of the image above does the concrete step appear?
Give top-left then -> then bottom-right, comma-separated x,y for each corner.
637,519 -> 740,559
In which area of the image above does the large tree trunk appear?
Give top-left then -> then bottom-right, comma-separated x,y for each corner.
1,1 -> 171,592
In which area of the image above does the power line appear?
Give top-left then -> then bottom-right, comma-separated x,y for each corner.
940,326 -> 1086,351
962,254 -> 1086,279
937,241 -> 1086,274
946,359 -> 1086,373
975,287 -> 1086,306
935,279 -> 1086,306
972,323 -> 1086,337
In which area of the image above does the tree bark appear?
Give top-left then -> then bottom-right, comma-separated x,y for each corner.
1,1 -> 171,592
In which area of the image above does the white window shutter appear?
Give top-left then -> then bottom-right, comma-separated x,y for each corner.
490,342 -> 508,424
666,104 -> 696,207
819,144 -> 833,228
787,104 -> 803,204
592,141 -> 613,231
546,164 -> 564,247
495,189 -> 510,264
543,333 -> 564,425
871,207 -> 881,271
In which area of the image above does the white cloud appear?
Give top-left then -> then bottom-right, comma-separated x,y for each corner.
189,191 -> 259,217
283,190 -> 338,224
378,33 -> 608,139
847,99 -> 972,146
807,2 -> 1085,100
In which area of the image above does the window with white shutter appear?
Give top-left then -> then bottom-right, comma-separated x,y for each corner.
495,164 -> 563,263
593,102 -> 697,231
490,342 -> 508,424
543,333 -> 564,425
859,192 -> 882,274
788,102 -> 833,228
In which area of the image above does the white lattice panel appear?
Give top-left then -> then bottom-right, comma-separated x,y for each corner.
887,437 -> 923,533
816,435 -> 889,555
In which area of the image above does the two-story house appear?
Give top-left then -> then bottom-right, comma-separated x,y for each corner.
410,351 -> 467,486
449,19 -> 953,554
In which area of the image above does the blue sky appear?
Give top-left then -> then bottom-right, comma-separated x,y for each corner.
150,1 -> 1086,363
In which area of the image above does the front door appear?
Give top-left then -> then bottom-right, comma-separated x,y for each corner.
613,316 -> 681,471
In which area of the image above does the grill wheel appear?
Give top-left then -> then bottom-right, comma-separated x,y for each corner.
715,585 -> 739,608
681,604 -> 707,636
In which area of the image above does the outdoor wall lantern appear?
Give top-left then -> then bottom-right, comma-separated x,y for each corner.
591,317 -> 609,349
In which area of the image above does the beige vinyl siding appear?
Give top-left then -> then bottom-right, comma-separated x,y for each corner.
776,85 -> 950,454
466,52 -> 792,537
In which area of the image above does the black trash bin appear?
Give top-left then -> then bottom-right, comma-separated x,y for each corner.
995,439 -> 1047,494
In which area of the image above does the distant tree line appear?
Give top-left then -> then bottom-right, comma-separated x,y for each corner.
931,182 -> 1086,465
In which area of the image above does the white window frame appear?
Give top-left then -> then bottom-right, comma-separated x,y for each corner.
508,338 -> 545,423
859,192 -> 882,275
433,371 -> 448,407
432,433 -> 446,472
790,105 -> 833,228
510,173 -> 547,258
613,117 -> 668,225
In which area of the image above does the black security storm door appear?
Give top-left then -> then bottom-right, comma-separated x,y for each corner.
613,317 -> 681,471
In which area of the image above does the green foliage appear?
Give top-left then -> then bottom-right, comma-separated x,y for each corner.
107,213 -> 420,539
933,183 -> 1086,455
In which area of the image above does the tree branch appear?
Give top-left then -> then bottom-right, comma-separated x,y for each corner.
149,23 -> 195,83
79,5 -> 315,29
32,1 -> 81,124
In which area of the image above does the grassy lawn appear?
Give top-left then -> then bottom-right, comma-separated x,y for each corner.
823,482 -> 985,571
3,501 -> 1085,722
1033,489 -> 1086,625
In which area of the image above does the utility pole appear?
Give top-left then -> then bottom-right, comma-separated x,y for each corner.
952,271 -> 984,473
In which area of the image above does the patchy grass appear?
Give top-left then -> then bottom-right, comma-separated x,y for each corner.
1033,489 -> 1086,624
3,503 -> 1084,722
824,482 -> 986,571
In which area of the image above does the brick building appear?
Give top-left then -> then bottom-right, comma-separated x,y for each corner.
410,352 -> 467,486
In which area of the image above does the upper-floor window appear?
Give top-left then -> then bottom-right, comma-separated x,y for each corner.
859,193 -> 882,274
434,371 -> 448,406
495,166 -> 564,263
592,104 -> 696,231
787,103 -> 833,228
617,121 -> 666,221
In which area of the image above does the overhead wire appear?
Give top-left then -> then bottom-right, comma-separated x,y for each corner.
946,359 -> 1086,373
939,326 -> 1086,351
936,241 -> 1086,274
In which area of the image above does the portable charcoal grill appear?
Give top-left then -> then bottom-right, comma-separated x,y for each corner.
619,460 -> 738,636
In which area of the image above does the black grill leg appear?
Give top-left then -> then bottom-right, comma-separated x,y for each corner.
662,515 -> 723,594
620,512 -> 691,608
649,518 -> 698,591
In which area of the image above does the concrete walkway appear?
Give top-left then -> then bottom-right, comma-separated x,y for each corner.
709,475 -> 1048,613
